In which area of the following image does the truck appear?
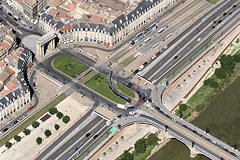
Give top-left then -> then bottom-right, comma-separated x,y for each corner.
117,104 -> 127,110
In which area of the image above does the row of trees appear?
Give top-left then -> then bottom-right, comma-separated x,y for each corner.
119,133 -> 159,160
49,107 -> 70,123
204,55 -> 240,88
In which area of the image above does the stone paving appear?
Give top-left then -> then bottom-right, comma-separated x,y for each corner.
0,91 -> 92,160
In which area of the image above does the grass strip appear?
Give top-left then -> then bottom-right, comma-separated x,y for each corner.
206,0 -> 220,4
0,93 -> 67,147
115,83 -> 135,98
119,55 -> 138,67
76,127 -> 112,160
110,48 -> 131,62
167,38 -> 213,78
79,70 -> 98,84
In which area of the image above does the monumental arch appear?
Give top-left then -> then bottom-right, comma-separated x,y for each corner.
36,30 -> 57,60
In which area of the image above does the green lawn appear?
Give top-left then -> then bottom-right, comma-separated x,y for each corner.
133,145 -> 156,160
115,83 -> 135,98
206,0 -> 219,4
0,93 -> 67,147
53,55 -> 88,78
85,74 -> 126,104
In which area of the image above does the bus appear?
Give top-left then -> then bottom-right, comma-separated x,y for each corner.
130,32 -> 144,45
28,106 -> 33,110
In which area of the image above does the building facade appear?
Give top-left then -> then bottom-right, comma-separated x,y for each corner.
23,0 -> 49,20
39,0 -> 176,47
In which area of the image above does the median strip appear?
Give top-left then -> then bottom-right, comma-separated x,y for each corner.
76,127 -> 112,160
167,38 -> 213,78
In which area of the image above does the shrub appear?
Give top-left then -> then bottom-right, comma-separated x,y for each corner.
134,139 -> 146,154
119,150 -> 133,160
36,137 -> 42,145
49,107 -> 58,115
62,115 -> 70,123
23,128 -> 31,135
147,133 -> 159,146
14,135 -> 21,142
179,104 -> 188,111
54,124 -> 60,131
204,78 -> 219,88
32,121 -> 40,128
56,112 -> 63,119
44,129 -> 52,137
5,141 -> 12,149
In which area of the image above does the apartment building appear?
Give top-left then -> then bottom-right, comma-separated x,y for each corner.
39,0 -> 176,47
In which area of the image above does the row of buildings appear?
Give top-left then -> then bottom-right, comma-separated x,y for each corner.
8,0 -> 177,47
0,22 -> 32,121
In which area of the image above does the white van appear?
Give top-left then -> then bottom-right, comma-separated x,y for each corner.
138,65 -> 144,71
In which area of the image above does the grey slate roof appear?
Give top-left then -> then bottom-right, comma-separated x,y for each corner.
55,21 -> 65,30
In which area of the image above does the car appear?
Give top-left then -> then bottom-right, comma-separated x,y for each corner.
139,44 -> 143,47
117,115 -> 122,118
23,113 -> 27,117
197,38 -> 201,41
132,88 -> 136,91
93,135 -> 98,139
151,55 -> 156,60
118,124 -> 121,128
143,62 -> 148,66
233,5 -> 236,8
85,133 -> 91,137
163,45 -> 168,49
75,147 -> 79,151
14,22 -> 18,26
0,131 -> 2,134
156,107 -> 160,110
10,123 -> 14,127
223,12 -> 227,16
174,55 -> 178,59
229,11 -> 232,15
128,106 -> 134,109
218,20 -> 222,24
8,12 -> 12,16
13,17 -> 17,21
2,14 -> 6,18
138,65 -> 144,71
14,120 -> 18,124
212,26 -> 215,29
18,117 -> 22,121
3,128 -> 8,132
156,52 -> 160,56
146,59 -> 151,63
29,26 -> 33,29
137,98 -> 141,103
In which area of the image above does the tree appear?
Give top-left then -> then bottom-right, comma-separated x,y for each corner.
23,128 -> 31,135
204,78 -> 219,88
56,112 -> 63,119
214,68 -> 227,79
44,129 -> 52,137
49,107 -> 58,115
219,55 -> 235,73
36,137 -> 42,145
62,115 -> 70,123
147,133 -> 159,146
14,135 -> 21,142
119,150 -> 133,160
179,104 -> 188,111
5,141 -> 12,149
233,54 -> 240,62
54,124 -> 60,131
134,139 -> 146,154
32,121 -> 40,128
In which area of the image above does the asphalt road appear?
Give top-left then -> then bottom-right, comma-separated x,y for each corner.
152,4 -> 240,85
142,0 -> 238,80
59,125 -> 109,160
46,115 -> 106,160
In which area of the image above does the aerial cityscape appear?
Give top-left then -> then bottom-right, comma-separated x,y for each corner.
0,0 -> 240,159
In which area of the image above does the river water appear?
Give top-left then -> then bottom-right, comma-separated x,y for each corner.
149,76 -> 240,160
